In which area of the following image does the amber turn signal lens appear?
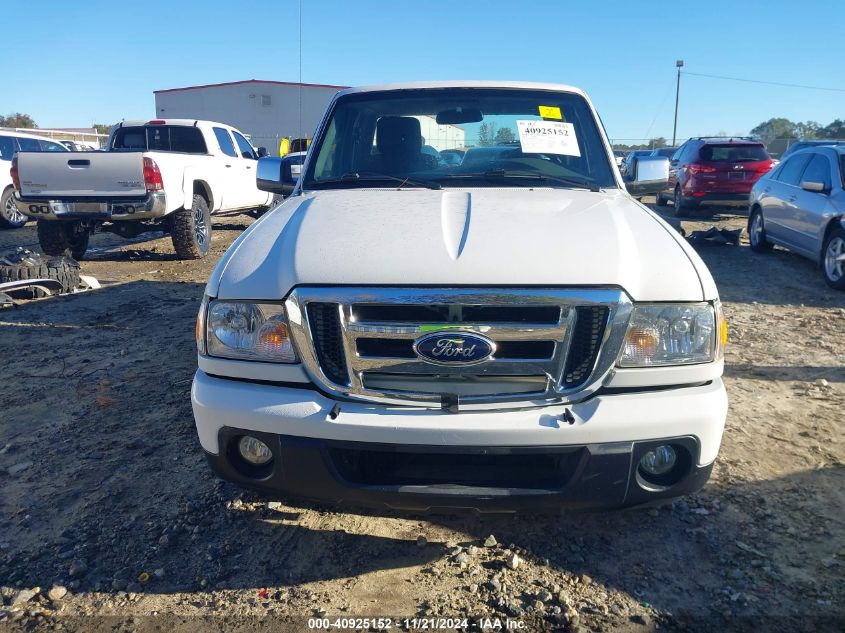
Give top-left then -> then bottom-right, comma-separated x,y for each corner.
257,322 -> 290,352
626,326 -> 659,358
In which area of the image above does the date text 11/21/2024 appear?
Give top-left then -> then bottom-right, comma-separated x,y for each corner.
307,616 -> 528,630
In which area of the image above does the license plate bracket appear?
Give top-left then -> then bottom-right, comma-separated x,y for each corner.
53,201 -> 110,217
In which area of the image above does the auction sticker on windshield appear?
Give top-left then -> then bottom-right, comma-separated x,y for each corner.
516,120 -> 580,157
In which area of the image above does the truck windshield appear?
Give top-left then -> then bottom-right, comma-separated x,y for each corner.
111,126 -> 208,154
302,88 -> 616,190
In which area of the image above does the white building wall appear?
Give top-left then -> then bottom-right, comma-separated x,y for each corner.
415,116 -> 466,151
154,82 -> 344,155
154,82 -> 467,155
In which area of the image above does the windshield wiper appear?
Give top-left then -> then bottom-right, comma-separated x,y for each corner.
438,169 -> 600,192
309,172 -> 441,190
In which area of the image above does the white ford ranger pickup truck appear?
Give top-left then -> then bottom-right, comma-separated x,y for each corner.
191,81 -> 728,513
12,120 -> 273,260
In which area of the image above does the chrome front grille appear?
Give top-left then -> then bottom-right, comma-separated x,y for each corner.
286,287 -> 632,408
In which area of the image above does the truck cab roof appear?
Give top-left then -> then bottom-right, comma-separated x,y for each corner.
336,80 -> 586,98
116,119 -> 237,129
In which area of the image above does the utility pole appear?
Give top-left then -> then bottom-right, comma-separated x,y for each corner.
672,60 -> 684,147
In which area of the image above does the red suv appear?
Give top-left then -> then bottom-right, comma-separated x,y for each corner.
656,137 -> 772,216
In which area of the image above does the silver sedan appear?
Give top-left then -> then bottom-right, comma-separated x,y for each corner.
748,146 -> 845,289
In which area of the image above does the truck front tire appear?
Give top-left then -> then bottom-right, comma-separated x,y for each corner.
37,220 -> 90,260
171,195 -> 211,259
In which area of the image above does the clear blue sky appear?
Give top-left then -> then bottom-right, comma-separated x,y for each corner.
3,0 -> 842,142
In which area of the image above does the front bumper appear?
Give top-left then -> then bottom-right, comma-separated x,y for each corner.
15,190 -> 167,220
192,371 -> 727,512
205,432 -> 713,513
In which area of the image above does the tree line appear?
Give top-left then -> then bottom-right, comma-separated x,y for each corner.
0,113 -> 37,128
477,123 -> 516,146
0,113 -> 111,136
613,137 -> 669,151
749,118 -> 844,143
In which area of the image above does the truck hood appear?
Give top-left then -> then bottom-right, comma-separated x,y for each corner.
213,188 -> 707,301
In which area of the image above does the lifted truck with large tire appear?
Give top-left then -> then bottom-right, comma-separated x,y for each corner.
11,120 -> 274,259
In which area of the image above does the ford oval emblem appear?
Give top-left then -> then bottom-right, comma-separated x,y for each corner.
413,331 -> 495,365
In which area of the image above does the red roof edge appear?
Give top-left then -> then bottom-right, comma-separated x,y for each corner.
154,79 -> 349,94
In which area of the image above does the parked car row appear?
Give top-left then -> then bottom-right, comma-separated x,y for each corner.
611,135 -> 845,290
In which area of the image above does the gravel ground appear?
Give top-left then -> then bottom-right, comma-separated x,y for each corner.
0,201 -> 843,632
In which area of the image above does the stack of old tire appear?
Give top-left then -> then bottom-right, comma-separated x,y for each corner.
0,248 -> 80,298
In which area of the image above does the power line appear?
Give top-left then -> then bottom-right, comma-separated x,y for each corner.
642,78 -> 675,141
682,71 -> 845,93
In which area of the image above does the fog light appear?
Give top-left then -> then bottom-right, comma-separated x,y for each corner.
639,445 -> 677,476
238,436 -> 273,465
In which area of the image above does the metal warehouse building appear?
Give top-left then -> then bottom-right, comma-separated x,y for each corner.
153,79 -> 347,155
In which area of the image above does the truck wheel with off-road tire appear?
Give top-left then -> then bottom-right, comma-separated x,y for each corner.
171,194 -> 211,259
37,220 -> 90,260
1,187 -> 27,229
0,248 -> 80,298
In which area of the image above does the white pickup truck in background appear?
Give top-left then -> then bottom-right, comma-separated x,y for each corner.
12,120 -> 274,259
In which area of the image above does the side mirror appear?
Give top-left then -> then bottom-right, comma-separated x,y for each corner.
257,146 -> 268,158
801,181 -> 826,193
256,157 -> 285,193
625,156 -> 669,196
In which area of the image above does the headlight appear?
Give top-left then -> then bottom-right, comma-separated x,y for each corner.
204,300 -> 297,363
619,303 -> 716,367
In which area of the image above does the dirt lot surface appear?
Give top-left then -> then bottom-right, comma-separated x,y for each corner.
1,202 -> 843,633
